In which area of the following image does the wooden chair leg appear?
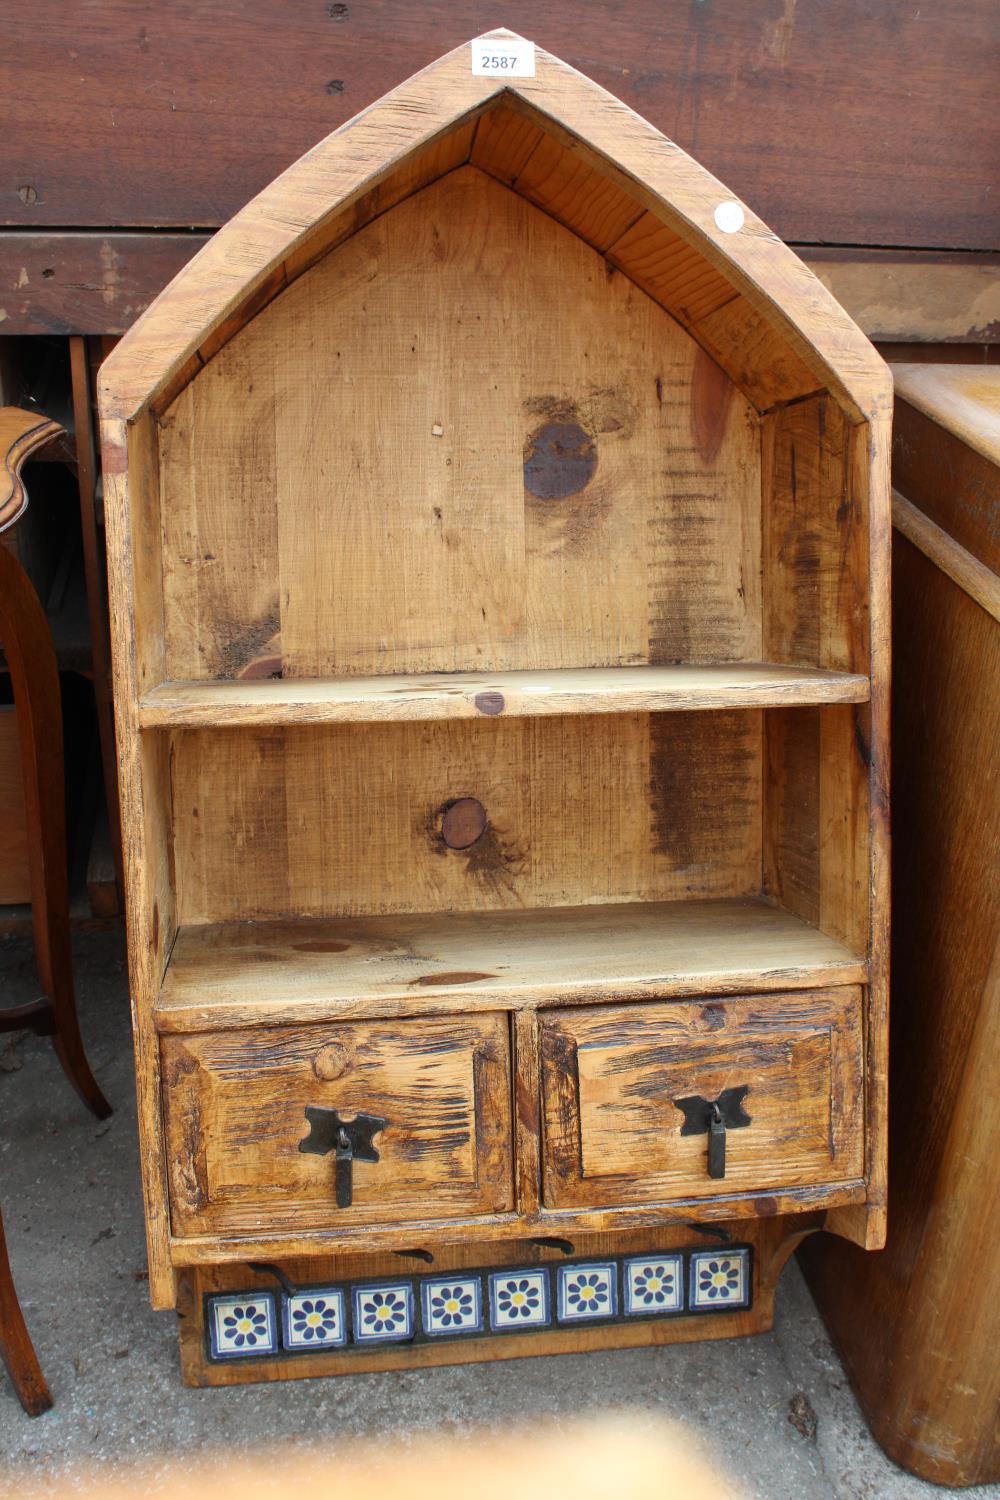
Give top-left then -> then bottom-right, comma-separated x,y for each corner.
0,1207 -> 52,1416
0,543 -> 111,1119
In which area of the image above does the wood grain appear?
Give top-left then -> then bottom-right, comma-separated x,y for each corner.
155,898 -> 867,1032
162,1012 -> 512,1237
801,370 -> 1000,1487
99,38 -> 891,425
156,166 -> 763,682
5,3 -> 997,251
97,35 -> 889,1334
139,662 -> 870,727
167,712 -> 763,924
0,708 -> 31,905
540,991 -> 863,1209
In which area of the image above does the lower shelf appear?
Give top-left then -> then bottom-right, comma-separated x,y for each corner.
155,896 -> 867,1030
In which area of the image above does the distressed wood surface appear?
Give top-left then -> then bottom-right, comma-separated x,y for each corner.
139,663 -> 870,727
803,249 -> 1000,346
6,235 -> 999,341
801,370 -> 1000,1488
540,991 -> 863,1209
156,166 -> 763,682
98,35 -> 889,1324
98,36 -> 891,425
168,1181 -> 865,1270
155,898 -> 867,1032
168,712 -> 764,925
4,2 -> 997,251
162,1012 -> 512,1238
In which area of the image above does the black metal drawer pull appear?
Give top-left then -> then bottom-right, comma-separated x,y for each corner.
298,1107 -> 386,1208
672,1086 -> 751,1180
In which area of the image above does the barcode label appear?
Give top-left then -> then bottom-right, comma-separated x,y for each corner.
471,38 -> 535,77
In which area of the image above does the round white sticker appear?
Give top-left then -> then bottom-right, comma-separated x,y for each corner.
714,201 -> 745,234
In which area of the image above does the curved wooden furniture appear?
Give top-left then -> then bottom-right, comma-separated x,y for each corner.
801,365 -> 1000,1488
0,408 -> 111,1120
0,1207 -> 51,1417
99,31 -> 889,1385
0,406 -> 111,1415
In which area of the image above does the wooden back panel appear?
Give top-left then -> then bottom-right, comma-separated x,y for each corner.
169,710 -> 763,925
157,167 -> 762,683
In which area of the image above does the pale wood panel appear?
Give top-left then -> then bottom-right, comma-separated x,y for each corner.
158,166 -> 762,681
693,297 -> 824,411
159,343 -> 279,680
162,1011 -> 512,1237
280,122 -> 477,295
510,130 -> 643,250
169,711 -> 763,925
139,661 -> 870,728
98,36 -> 891,429
763,705 -> 870,956
607,213 -> 737,327
155,897 -> 867,1032
100,412 -> 179,1309
762,396 -> 869,673
540,989 -> 864,1209
169,1180 -> 866,1271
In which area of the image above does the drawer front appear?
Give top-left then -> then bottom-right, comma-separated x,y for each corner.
162,1013 -> 512,1236
540,989 -> 863,1209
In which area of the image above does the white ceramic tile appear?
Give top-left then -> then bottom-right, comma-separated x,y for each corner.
207,1293 -> 277,1359
623,1255 -> 684,1315
351,1282 -> 414,1343
556,1262 -> 617,1322
282,1288 -> 347,1350
488,1269 -> 550,1330
689,1249 -> 750,1310
421,1276 -> 483,1336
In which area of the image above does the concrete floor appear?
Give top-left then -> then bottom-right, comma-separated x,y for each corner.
0,929 -> 994,1497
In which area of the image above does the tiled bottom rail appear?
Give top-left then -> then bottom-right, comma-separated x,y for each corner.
205,1247 -> 752,1362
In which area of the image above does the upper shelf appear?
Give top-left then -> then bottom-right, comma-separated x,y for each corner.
139,662 -> 869,729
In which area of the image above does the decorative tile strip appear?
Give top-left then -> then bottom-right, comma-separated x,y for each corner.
204,1246 -> 752,1362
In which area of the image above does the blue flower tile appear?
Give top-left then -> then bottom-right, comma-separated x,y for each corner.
282,1287 -> 347,1351
207,1293 -> 277,1360
623,1255 -> 684,1315
556,1262 -> 617,1323
488,1268 -> 550,1331
352,1282 -> 414,1344
421,1276 -> 483,1337
689,1249 -> 750,1311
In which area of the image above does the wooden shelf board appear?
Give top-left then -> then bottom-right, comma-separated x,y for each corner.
139,663 -> 870,728
168,1180 -> 868,1264
155,897 -> 867,1032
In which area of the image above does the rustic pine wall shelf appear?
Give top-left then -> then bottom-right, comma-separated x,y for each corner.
99,31 -> 890,1386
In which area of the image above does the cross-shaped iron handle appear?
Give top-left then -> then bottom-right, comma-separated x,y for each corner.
672,1086 -> 751,1180
298,1107 -> 386,1208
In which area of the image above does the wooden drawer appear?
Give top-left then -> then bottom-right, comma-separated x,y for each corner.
540,989 -> 863,1209
162,1013 -> 513,1237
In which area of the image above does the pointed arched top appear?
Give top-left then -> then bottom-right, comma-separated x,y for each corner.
99,29 -> 890,426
